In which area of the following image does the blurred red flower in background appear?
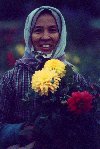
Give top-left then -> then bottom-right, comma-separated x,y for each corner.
67,91 -> 93,114
6,51 -> 16,67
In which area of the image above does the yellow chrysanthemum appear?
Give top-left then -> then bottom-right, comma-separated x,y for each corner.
31,69 -> 61,96
44,59 -> 66,78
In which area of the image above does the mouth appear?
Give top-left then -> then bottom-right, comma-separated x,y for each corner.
42,45 -> 50,48
40,44 -> 51,48
39,44 -> 53,53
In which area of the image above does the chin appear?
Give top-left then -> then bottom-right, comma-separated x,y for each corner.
40,49 -> 53,54
35,47 -> 53,54
43,51 -> 52,54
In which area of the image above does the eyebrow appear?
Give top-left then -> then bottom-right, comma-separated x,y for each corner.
34,25 -> 58,28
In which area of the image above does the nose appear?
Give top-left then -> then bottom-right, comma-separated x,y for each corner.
41,30 -> 50,40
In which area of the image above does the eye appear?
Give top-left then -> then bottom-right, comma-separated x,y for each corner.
49,27 -> 58,33
32,27 -> 43,34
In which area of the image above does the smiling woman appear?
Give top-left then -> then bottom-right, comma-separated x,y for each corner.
32,11 -> 60,54
24,6 -> 66,60
0,6 -> 99,149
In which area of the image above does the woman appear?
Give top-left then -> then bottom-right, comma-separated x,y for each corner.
0,6 -> 99,149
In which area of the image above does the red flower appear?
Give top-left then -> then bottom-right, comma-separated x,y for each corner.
67,91 -> 93,114
6,51 -> 16,67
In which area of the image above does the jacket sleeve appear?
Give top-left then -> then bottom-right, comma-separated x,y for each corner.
0,70 -> 24,148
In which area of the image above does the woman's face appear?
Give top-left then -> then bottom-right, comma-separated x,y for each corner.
32,13 -> 60,54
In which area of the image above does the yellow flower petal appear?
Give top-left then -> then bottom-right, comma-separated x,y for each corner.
44,59 -> 66,78
31,69 -> 61,96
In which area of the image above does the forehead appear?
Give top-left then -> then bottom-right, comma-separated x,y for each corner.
35,13 -> 57,27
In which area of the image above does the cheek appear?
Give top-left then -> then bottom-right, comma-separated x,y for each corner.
32,34 -> 39,43
53,34 -> 60,44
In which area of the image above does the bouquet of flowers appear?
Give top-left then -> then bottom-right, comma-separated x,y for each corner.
31,59 -> 99,115
30,59 -> 100,149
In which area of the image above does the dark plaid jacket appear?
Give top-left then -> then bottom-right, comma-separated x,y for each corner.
0,58 -> 99,148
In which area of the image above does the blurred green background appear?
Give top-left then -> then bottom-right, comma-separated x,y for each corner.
0,0 -> 100,83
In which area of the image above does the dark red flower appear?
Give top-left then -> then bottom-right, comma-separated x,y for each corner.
6,51 -> 16,67
67,91 -> 93,114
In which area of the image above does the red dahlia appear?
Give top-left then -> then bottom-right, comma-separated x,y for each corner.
67,91 -> 93,114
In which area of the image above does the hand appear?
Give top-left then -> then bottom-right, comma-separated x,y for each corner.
18,114 -> 53,147
18,124 -> 35,147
